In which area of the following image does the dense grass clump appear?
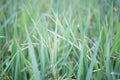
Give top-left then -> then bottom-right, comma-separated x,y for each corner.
0,0 -> 120,80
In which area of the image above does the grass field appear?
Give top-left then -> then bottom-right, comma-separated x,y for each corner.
0,0 -> 120,80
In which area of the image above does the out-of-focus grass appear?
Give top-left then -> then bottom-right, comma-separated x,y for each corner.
0,0 -> 120,80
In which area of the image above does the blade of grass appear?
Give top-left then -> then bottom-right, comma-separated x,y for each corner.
86,30 -> 102,80
24,25 -> 41,80
48,29 -> 82,51
105,36 -> 111,80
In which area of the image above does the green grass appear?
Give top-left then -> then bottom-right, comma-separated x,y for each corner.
0,0 -> 120,80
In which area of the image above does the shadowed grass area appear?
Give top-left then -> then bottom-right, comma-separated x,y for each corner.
0,0 -> 120,80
